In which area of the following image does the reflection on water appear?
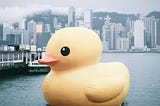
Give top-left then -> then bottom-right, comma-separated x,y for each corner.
0,53 -> 160,106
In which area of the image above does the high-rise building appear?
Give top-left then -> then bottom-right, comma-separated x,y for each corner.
115,37 -> 129,50
102,21 -> 110,43
83,9 -> 93,29
102,16 -> 115,50
6,34 -> 21,45
143,16 -> 159,48
27,20 -> 36,45
36,23 -> 43,49
149,16 -> 156,48
36,24 -> 51,48
18,18 -> 26,30
102,16 -> 111,43
3,22 -> 14,41
110,24 -> 115,50
127,32 -> 134,49
126,17 -> 134,48
3,21 -> 27,45
133,20 -> 144,48
126,17 -> 133,32
36,23 -> 43,33
44,24 -> 51,32
102,25 -> 111,50
114,23 -> 123,37
3,28 -> 27,45
68,6 -> 75,27
0,24 -> 3,40
53,17 -> 58,30
156,19 -> 160,46
143,17 -> 151,48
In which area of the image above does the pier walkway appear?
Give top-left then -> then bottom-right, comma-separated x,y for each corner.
0,51 -> 26,67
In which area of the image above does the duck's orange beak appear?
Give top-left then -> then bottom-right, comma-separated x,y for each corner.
38,54 -> 58,66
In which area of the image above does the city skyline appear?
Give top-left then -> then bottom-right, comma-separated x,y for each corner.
0,0 -> 160,22
0,5 -> 160,52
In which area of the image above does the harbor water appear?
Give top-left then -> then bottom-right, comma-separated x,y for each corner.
0,53 -> 160,106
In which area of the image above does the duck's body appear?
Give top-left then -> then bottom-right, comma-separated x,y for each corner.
43,62 -> 129,106
38,27 -> 130,106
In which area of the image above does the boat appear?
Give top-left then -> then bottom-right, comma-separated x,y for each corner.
28,60 -> 50,73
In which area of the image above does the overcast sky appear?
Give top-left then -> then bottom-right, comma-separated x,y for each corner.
0,0 -> 160,22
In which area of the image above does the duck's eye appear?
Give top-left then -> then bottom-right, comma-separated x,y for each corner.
61,46 -> 70,56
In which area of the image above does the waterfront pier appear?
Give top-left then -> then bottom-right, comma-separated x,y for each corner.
0,50 -> 49,74
0,51 -> 26,67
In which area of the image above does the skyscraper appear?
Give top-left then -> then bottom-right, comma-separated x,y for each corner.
102,20 -> 110,43
44,24 -> 51,32
68,6 -> 75,27
114,23 -> 123,37
126,17 -> 134,33
115,37 -> 129,50
110,24 -> 115,50
143,16 -> 159,48
156,19 -> 160,46
133,20 -> 144,48
102,16 -> 115,50
36,23 -> 43,33
102,23 -> 111,50
143,17 -> 151,48
84,9 -> 93,29
102,16 -> 111,43
18,18 -> 26,30
3,28 -> 26,45
149,16 -> 156,48
0,24 -> 3,40
53,17 -> 58,30
6,34 -> 21,45
3,22 -> 14,41
36,23 -> 43,49
27,20 -> 36,45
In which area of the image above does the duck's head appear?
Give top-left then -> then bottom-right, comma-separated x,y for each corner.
38,27 -> 102,71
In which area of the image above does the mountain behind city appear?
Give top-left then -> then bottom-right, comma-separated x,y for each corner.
23,10 -> 160,32
146,11 -> 160,19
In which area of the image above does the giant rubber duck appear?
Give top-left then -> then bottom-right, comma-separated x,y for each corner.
38,27 -> 130,106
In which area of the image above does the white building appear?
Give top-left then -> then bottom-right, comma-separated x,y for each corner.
83,9 -> 93,29
68,6 -> 75,27
133,20 -> 144,48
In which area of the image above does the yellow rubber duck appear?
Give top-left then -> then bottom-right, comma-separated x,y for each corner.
38,27 -> 130,106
